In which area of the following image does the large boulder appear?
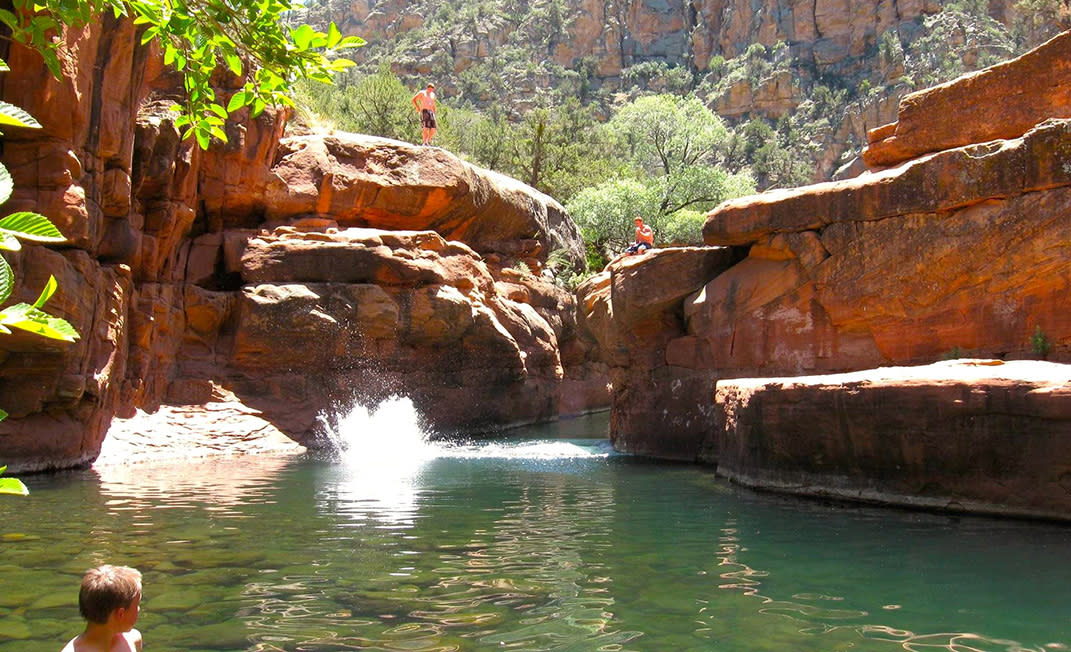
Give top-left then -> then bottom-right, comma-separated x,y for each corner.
576,247 -> 741,460
713,360 -> 1071,521
863,31 -> 1071,168
595,30 -> 1071,510
264,133 -> 585,270
194,226 -> 567,438
696,119 -> 1071,369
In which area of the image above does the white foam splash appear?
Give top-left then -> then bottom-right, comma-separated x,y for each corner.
438,440 -> 610,460
319,396 -> 435,464
319,397 -> 611,464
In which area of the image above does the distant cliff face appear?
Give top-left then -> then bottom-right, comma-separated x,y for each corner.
308,0 -> 1031,180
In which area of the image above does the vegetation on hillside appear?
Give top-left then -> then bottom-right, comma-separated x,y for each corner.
296,0 -> 1048,201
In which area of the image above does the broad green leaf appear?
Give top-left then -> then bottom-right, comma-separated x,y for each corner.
32,275 -> 57,308
0,59 -> 8,72
0,212 -> 65,242
336,35 -> 366,49
0,303 -> 80,341
0,409 -> 7,421
224,52 -> 242,76
33,16 -> 57,31
0,9 -> 18,31
0,232 -> 20,251
291,24 -> 315,51
226,91 -> 249,112
0,101 -> 40,129
140,25 -> 158,44
0,255 -> 12,303
209,125 -> 227,143
327,58 -> 356,72
195,128 -> 210,150
41,48 -> 61,80
0,477 -> 29,496
326,22 -> 341,49
208,103 -> 228,119
0,163 -> 11,205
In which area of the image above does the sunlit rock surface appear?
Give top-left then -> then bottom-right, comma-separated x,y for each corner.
586,32 -> 1071,518
0,17 -> 601,472
863,31 -> 1071,168
713,360 -> 1071,520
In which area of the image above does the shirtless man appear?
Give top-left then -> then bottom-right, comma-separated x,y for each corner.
625,217 -> 655,255
412,83 -> 437,145
61,565 -> 143,652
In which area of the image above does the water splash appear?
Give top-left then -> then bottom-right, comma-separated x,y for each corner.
317,397 -> 433,527
318,397 -> 611,463
319,396 -> 435,465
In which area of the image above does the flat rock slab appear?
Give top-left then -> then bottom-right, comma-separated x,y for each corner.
95,397 -> 306,467
713,359 -> 1071,521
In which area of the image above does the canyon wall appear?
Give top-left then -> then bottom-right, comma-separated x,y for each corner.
0,21 -> 607,472
318,0 -> 1037,181
591,31 -> 1071,466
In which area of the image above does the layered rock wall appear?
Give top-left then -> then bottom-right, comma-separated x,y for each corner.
588,31 -> 1071,503
0,20 -> 604,472
713,361 -> 1071,520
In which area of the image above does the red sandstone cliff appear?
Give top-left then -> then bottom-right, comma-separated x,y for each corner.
585,31 -> 1071,518
0,20 -> 606,472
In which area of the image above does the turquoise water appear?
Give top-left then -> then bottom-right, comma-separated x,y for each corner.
2,409 -> 1070,651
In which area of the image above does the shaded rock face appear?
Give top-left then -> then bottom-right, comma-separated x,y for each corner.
579,247 -> 743,460
713,361 -> 1071,521
0,21 -> 603,472
584,34 -> 1071,471
205,227 -> 569,437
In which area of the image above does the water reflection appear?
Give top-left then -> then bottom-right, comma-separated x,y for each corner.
92,454 -> 293,517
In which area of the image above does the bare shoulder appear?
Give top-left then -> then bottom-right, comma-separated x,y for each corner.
118,629 -> 142,652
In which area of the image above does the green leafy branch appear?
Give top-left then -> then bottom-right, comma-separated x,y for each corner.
0,80 -> 79,496
0,0 -> 365,149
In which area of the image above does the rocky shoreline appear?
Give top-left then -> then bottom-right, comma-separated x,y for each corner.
711,359 -> 1071,522
94,387 -> 306,468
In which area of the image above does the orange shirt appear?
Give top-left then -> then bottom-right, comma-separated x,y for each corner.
414,89 -> 436,112
636,224 -> 654,245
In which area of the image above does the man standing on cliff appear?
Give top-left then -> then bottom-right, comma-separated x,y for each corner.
412,83 -> 437,146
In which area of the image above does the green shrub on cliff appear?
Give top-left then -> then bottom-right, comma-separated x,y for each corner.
0,96 -> 79,497
298,61 -> 417,141
0,0 -> 363,149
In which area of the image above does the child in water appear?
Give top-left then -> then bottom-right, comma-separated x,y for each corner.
61,565 -> 143,652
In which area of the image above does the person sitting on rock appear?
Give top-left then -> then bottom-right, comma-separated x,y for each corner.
625,217 -> 655,255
